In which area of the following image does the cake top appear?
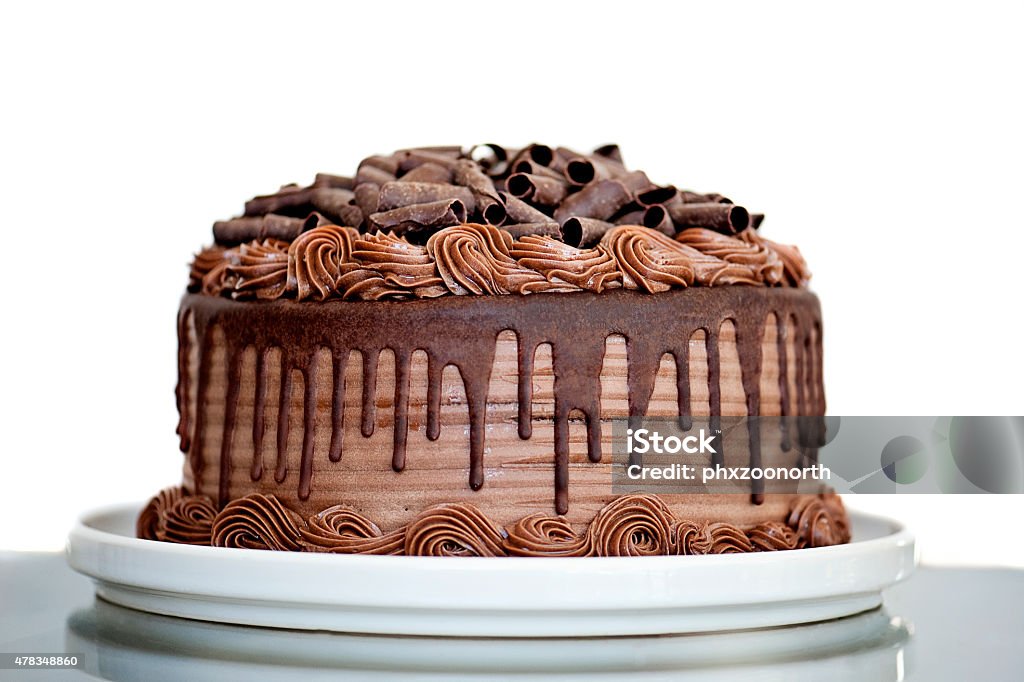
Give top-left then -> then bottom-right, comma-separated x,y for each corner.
191,143 -> 809,301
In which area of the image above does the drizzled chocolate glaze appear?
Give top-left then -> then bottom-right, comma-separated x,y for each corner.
178,286 -> 823,516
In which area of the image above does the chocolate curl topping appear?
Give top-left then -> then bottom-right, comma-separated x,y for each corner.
310,187 -> 356,217
668,202 -> 750,235
636,185 -> 678,207
213,214 -> 305,246
244,186 -> 314,217
749,213 -> 765,230
399,162 -> 453,184
511,143 -> 554,169
506,173 -> 568,206
640,205 -> 676,237
313,173 -> 355,190
360,154 -> 400,175
615,209 -> 645,225
499,191 -> 552,224
560,217 -> 618,248
553,178 -> 632,224
378,181 -> 476,213
563,154 -> 627,186
355,164 -> 395,186
453,159 -> 505,225
679,190 -> 732,205
368,198 -> 467,239
502,221 -> 561,239
397,149 -> 461,173
511,159 -> 565,181
469,143 -> 509,174
354,182 -> 380,217
592,143 -> 623,163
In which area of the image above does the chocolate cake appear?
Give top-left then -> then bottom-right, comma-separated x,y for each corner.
138,143 -> 849,556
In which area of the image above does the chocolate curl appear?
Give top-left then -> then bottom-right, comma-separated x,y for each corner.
469,143 -> 510,175
668,203 -> 750,235
640,205 -> 676,237
617,170 -> 655,195
378,181 -> 476,213
313,173 -> 355,190
397,149 -> 461,173
637,185 -> 678,207
562,151 -> 627,186
614,209 -> 645,225
749,213 -> 765,230
592,143 -> 623,164
399,162 -> 452,184
367,199 -> 467,236
502,222 -> 561,239
244,186 -> 313,217
499,191 -> 552,224
679,190 -> 732,205
309,187 -> 355,215
560,217 -> 617,248
354,182 -> 380,217
213,214 -> 305,245
302,212 -> 336,230
453,159 -> 505,225
506,173 -> 568,206
553,179 -> 632,223
510,143 -> 554,169
355,164 -> 395,186
360,154 -> 401,175
511,159 -> 565,181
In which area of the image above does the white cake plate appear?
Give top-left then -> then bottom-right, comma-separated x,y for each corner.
66,504 -> 915,637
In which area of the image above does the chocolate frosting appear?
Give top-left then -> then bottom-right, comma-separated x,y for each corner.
404,503 -> 508,557
157,495 -> 217,545
586,494 -> 675,557
509,235 -> 622,292
211,493 -> 306,551
425,224 -> 560,295
287,225 -> 358,301
676,228 -> 784,285
231,238 -> 290,300
142,492 -> 850,556
300,505 -> 403,555
602,225 -> 696,292
136,486 -> 185,540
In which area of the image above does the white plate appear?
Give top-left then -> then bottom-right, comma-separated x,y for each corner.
66,504 -> 915,637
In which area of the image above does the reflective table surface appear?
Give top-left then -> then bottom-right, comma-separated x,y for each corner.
1,552 -> 1021,680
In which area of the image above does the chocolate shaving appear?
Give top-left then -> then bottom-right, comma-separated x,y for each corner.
378,182 -> 476,213
397,149 -> 461,173
502,222 -> 561,239
511,159 -> 565,181
354,182 -> 380,217
553,178 -> 632,223
399,162 -> 453,184
313,173 -> 354,190
359,154 -> 400,175
749,213 -> 765,230
355,164 -> 395,186
668,203 -> 749,235
244,186 -> 314,217
213,214 -> 305,245
640,205 -> 676,237
510,143 -> 554,169
592,143 -> 623,163
368,199 -> 467,238
507,173 -> 568,206
500,192 -> 552,224
614,209 -> 645,226
560,217 -> 617,248
469,143 -> 509,174
679,190 -> 732,205
637,185 -> 677,207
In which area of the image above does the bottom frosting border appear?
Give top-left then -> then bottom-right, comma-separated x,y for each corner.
136,489 -> 851,557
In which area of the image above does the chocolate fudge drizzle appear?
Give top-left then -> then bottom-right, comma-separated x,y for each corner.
176,287 -> 822,514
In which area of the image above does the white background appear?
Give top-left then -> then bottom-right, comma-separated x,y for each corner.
1,1 -> 1022,565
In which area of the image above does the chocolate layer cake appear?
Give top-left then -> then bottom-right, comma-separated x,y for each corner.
138,143 -> 849,556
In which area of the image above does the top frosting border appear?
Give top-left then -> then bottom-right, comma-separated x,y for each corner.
191,144 -> 810,302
